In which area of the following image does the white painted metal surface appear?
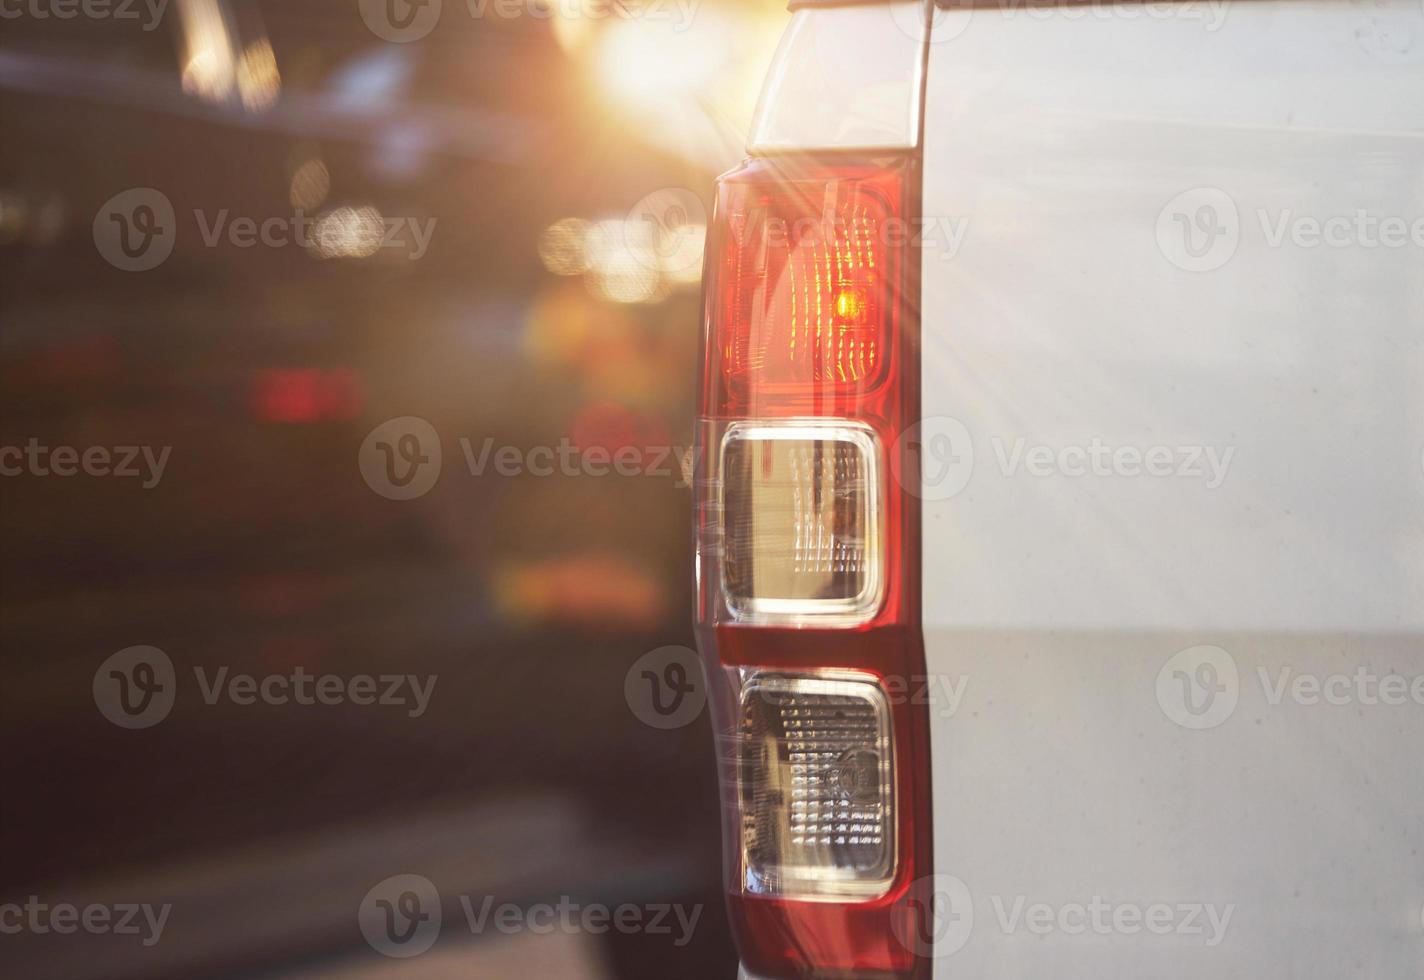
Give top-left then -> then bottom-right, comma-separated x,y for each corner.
920,1 -> 1424,976
747,1 -> 927,153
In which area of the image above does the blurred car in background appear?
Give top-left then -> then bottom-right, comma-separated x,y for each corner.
0,0 -> 784,976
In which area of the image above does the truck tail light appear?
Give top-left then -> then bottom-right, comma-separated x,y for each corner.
695,157 -> 930,979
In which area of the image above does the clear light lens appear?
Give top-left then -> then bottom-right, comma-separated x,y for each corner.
739,672 -> 894,899
719,421 -> 883,626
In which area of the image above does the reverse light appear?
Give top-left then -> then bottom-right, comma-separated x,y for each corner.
740,672 -> 895,899
721,421 -> 883,627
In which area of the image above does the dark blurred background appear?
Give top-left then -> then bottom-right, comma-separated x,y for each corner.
0,1 -> 783,975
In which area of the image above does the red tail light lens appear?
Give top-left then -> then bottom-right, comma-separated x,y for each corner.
695,156 -> 929,980
707,162 -> 905,422
715,166 -> 901,410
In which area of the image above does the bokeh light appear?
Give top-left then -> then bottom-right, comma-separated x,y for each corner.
177,0 -> 238,104
538,218 -> 591,277
237,39 -> 282,113
584,219 -> 661,304
289,159 -> 331,212
310,206 -> 384,260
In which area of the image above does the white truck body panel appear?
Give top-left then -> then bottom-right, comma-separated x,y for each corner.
749,2 -> 926,153
920,1 -> 1424,976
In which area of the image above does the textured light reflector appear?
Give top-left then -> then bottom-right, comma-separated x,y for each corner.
739,673 -> 894,898
715,168 -> 899,407
720,421 -> 882,626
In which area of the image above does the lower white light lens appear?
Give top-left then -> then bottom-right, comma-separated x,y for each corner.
719,421 -> 883,626
739,672 -> 895,899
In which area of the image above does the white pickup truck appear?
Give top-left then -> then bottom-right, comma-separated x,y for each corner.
692,2 -> 1424,977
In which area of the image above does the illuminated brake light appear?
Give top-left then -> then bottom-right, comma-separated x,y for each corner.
695,156 -> 930,979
